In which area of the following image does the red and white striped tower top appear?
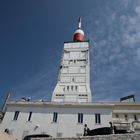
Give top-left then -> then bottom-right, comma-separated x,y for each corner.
73,17 -> 85,42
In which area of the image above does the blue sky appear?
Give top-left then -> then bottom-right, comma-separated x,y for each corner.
0,0 -> 140,108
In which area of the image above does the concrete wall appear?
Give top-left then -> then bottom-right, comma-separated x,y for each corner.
0,104 -> 112,140
31,134 -> 140,140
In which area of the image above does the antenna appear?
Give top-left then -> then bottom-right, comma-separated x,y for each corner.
73,17 -> 84,42
2,92 -> 10,113
78,17 -> 82,29
120,95 -> 135,102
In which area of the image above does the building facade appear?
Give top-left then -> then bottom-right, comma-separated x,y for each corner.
0,101 -> 113,139
52,17 -> 91,103
0,101 -> 140,140
0,18 -> 140,140
112,102 -> 140,133
52,41 -> 91,102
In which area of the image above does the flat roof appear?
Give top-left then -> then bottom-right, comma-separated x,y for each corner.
7,101 -> 115,108
6,100 -> 140,109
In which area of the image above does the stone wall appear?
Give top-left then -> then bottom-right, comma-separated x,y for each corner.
31,134 -> 140,140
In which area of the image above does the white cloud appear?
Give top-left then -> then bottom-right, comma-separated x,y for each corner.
135,6 -> 140,14
136,48 -> 140,61
86,0 -> 140,101
12,0 -> 140,102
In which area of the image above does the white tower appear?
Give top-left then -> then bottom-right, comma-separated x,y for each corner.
51,18 -> 91,102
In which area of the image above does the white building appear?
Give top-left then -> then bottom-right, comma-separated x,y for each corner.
112,102 -> 140,134
1,101 -> 140,140
52,17 -> 91,103
0,18 -> 140,140
1,101 -> 113,139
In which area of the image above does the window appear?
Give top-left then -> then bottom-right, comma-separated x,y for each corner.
13,111 -> 19,120
53,112 -> 58,123
75,86 -> 78,91
95,113 -> 101,124
72,77 -> 75,82
115,114 -> 119,118
125,115 -> 128,121
56,94 -> 64,96
67,86 -> 69,91
78,113 -> 83,124
134,115 -> 138,121
27,112 -> 32,121
71,86 -> 73,91
79,94 -> 87,96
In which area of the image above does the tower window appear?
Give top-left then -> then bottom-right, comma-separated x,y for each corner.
115,114 -> 119,118
63,87 -> 65,92
78,113 -> 83,124
53,112 -> 58,123
67,86 -> 69,91
134,115 -> 138,121
13,111 -> 19,120
95,113 -> 101,124
72,77 -> 75,82
125,115 -> 128,121
75,86 -> 78,91
27,112 -> 32,121
71,86 -> 73,91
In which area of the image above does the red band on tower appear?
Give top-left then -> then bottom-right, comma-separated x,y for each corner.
73,17 -> 84,42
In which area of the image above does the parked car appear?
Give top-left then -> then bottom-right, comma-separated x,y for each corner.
87,127 -> 134,136
87,127 -> 111,136
23,134 -> 51,140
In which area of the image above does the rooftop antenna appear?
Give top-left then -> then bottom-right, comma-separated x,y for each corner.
73,17 -> 84,42
78,17 -> 82,29
2,92 -> 10,113
120,94 -> 135,102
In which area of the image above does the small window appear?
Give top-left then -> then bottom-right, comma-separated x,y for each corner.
53,112 -> 58,123
13,111 -> 19,120
78,113 -> 83,124
72,77 -> 75,82
71,86 -> 73,91
115,114 -> 119,118
125,115 -> 128,121
27,112 -> 32,121
134,115 -> 138,121
67,86 -> 69,91
75,86 -> 78,91
95,113 -> 101,124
